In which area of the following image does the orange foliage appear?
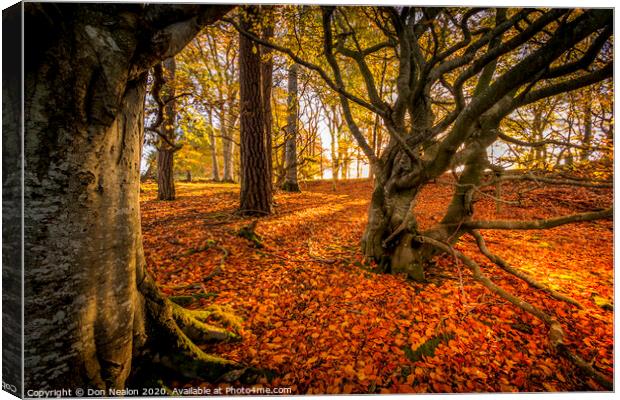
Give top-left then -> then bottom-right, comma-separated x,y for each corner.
140,179 -> 613,393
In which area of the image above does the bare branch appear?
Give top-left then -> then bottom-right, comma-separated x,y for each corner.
222,16 -> 384,116
498,131 -> 607,152
512,63 -> 612,110
416,235 -> 613,390
497,173 -> 612,189
469,230 -> 583,308
461,208 -> 612,230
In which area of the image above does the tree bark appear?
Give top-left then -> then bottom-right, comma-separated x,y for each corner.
239,6 -> 272,214
261,7 -> 274,194
2,4 -> 23,393
208,108 -> 221,181
158,149 -> 176,200
221,107 -> 235,182
157,57 -> 178,200
282,63 -> 300,192
23,3 -> 234,391
580,89 -> 593,161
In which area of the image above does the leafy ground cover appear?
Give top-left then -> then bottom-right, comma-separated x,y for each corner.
140,179 -> 613,393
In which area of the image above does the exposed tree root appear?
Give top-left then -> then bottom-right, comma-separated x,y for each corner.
138,274 -> 243,382
469,230 -> 583,309
416,235 -> 613,391
171,302 -> 240,343
237,220 -> 264,248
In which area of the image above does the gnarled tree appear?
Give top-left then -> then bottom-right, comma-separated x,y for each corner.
230,6 -> 613,387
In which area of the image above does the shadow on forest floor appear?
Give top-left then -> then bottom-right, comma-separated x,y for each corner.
140,179 -> 613,394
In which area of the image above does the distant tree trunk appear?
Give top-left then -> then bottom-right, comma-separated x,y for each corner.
208,108 -> 221,181
581,90 -> 593,162
157,57 -> 177,200
186,170 -> 192,182
239,5 -> 272,214
319,137 -> 324,179
23,3 -> 235,391
330,130 -> 339,190
221,107 -> 235,182
210,133 -> 220,181
282,63 -> 300,192
261,7 -> 274,194
157,149 -> 176,199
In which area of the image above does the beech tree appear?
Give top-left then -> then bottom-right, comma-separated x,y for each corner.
23,3 -> 239,391
176,23 -> 240,182
281,62 -> 301,191
230,6 -> 613,386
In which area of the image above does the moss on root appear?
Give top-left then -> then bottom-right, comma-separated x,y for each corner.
171,303 -> 241,343
138,274 -> 244,382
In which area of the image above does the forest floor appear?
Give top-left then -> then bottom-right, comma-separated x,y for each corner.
140,178 -> 613,394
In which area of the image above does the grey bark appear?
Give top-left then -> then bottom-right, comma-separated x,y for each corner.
208,108 -> 221,181
221,107 -> 235,182
282,63 -> 300,192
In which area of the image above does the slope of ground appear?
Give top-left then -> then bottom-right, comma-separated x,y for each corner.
140,179 -> 613,393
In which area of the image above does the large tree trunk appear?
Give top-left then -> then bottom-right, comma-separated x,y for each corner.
239,6 -> 272,214
361,146 -> 445,281
23,3 -> 235,391
282,63 -> 300,192
3,4 -> 23,394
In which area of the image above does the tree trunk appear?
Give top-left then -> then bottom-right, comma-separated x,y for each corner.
341,159 -> 349,179
282,63 -> 300,192
361,176 -> 426,280
239,6 -> 272,214
361,147 -> 448,281
261,9 -> 274,194
208,108 -> 221,182
157,57 -> 178,200
158,149 -> 176,200
581,89 -> 593,162
221,107 -> 235,182
23,3 -> 235,391
3,4 -> 23,393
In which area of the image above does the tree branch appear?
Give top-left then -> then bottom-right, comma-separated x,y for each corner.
461,208 -> 612,230
416,235 -> 613,390
222,15 -> 384,116
469,230 -> 583,308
